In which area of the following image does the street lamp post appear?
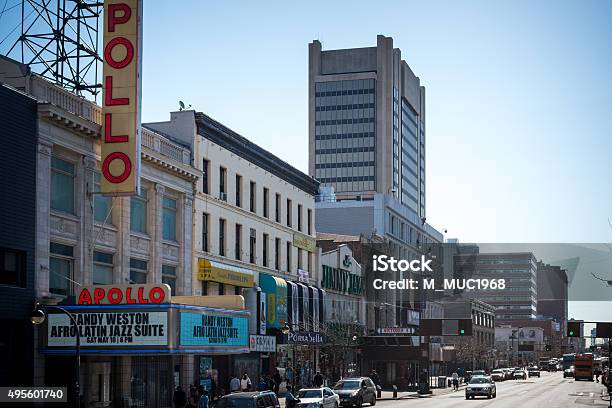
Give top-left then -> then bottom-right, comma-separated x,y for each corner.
31,304 -> 81,408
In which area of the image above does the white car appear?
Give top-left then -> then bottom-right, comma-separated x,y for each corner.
490,369 -> 505,382
297,388 -> 340,408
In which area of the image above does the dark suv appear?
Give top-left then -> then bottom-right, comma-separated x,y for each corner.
212,391 -> 280,408
333,377 -> 376,407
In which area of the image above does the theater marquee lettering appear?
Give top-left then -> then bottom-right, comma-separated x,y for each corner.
47,311 -> 168,347
180,312 -> 248,347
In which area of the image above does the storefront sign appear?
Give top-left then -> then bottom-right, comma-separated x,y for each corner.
101,0 -> 143,195
258,292 -> 267,335
76,284 -> 170,305
287,331 -> 326,345
47,311 -> 167,347
293,233 -> 316,253
321,265 -> 363,295
297,269 -> 309,282
377,327 -> 415,334
180,312 -> 248,347
249,335 -> 276,352
197,258 -> 254,287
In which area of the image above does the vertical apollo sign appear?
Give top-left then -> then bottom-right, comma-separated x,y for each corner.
101,0 -> 142,195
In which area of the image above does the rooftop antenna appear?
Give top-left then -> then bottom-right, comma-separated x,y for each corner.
178,101 -> 192,111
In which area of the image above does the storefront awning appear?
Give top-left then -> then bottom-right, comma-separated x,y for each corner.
259,273 -> 288,329
197,258 -> 254,287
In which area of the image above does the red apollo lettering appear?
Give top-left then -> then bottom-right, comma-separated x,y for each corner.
108,287 -> 123,304
93,288 -> 106,304
104,37 -> 134,69
137,287 -> 149,304
105,76 -> 129,106
104,113 -> 128,143
149,286 -> 166,303
125,287 -> 137,304
102,151 -> 132,183
108,3 -> 131,32
78,288 -> 92,305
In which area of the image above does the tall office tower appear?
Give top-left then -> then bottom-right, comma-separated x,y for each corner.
309,35 -> 426,218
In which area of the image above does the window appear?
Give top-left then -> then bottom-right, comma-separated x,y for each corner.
218,283 -> 225,295
235,174 -> 242,207
263,188 -> 269,218
219,219 -> 226,256
286,199 -> 292,227
297,248 -> 303,270
94,172 -> 112,223
0,248 -> 26,287
235,224 -> 242,260
162,196 -> 177,241
130,258 -> 148,284
262,234 -> 269,267
298,204 -> 303,231
51,157 -> 75,214
130,188 -> 148,233
202,213 -> 209,252
307,252 -> 312,272
249,228 -> 256,264
307,209 -> 312,235
93,251 -> 113,285
162,265 -> 177,295
275,193 -> 281,222
49,242 -> 73,296
275,238 -> 281,270
250,181 -> 256,213
219,167 -> 227,200
202,159 -> 210,194
286,242 -> 292,272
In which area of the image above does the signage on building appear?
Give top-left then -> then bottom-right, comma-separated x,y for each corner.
197,258 -> 254,287
259,274 -> 288,329
47,311 -> 167,347
297,269 -> 309,283
287,331 -> 326,345
249,335 -> 276,352
258,292 -> 267,335
321,265 -> 363,295
101,0 -> 143,195
377,327 -> 416,335
293,233 -> 316,253
77,284 -> 171,305
180,312 -> 248,347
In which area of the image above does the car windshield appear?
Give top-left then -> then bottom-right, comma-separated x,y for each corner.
298,390 -> 323,398
469,378 -> 490,384
334,381 -> 360,390
216,398 -> 255,408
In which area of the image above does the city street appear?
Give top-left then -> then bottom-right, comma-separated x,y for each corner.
377,372 -> 610,407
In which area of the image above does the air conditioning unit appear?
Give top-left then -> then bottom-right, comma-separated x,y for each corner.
219,192 -> 227,201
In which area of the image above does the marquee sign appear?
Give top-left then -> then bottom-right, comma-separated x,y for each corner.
47,311 -> 168,347
76,284 -> 171,305
101,0 -> 143,195
180,312 -> 248,347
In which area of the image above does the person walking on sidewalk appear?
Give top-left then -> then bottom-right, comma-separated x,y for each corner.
451,371 -> 459,391
240,373 -> 252,392
229,375 -> 241,393
285,386 -> 300,408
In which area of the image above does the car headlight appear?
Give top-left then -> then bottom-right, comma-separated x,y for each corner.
466,387 -> 472,391
350,391 -> 359,397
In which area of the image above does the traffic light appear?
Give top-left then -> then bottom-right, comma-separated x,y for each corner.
545,344 -> 552,351
457,319 -> 472,336
567,321 -> 581,338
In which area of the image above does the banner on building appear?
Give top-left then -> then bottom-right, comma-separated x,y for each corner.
249,335 -> 276,352
293,233 -> 316,253
101,0 -> 143,195
47,311 -> 167,347
180,312 -> 248,347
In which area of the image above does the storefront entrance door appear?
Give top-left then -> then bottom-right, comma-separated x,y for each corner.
131,357 -> 173,408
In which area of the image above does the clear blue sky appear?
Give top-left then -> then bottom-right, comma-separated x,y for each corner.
134,0 -> 612,243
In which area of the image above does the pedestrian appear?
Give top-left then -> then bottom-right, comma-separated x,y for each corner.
451,371 -> 459,391
199,390 -> 209,408
173,386 -> 188,408
285,385 -> 300,408
273,369 -> 282,395
258,375 -> 268,391
241,372 -> 252,392
188,386 -> 199,408
313,372 -> 323,388
229,375 -> 241,393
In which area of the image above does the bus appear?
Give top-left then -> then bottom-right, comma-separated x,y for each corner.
574,353 -> 593,381
562,353 -> 575,370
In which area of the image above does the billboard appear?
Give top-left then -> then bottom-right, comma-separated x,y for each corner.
180,312 -> 249,347
101,0 -> 143,195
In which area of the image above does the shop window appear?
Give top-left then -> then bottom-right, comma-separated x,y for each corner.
49,242 -> 73,296
93,251 -> 113,285
50,156 -> 75,214
130,258 -> 148,284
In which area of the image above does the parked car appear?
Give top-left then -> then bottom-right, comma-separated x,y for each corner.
212,391 -> 280,408
513,369 -> 527,380
490,369 -> 505,382
472,370 -> 487,378
564,366 -> 575,378
502,368 -> 513,380
465,376 -> 497,400
527,366 -> 540,378
333,378 -> 376,408
297,388 -> 339,408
